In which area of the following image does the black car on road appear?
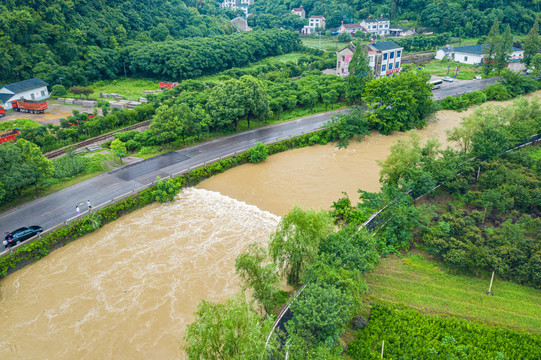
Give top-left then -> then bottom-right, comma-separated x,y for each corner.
4,226 -> 43,248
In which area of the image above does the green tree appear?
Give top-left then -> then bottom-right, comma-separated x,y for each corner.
16,139 -> 53,193
51,84 -> 67,97
287,282 -> 355,344
269,206 -> 333,285
183,295 -> 275,360
364,71 -> 433,134
239,75 -> 270,128
346,45 -> 373,104
483,19 -> 500,75
247,141 -> 269,163
152,176 -> 181,202
206,79 -> 247,131
494,25 -> 513,75
524,17 -> 540,66
109,138 -> 126,163
235,243 -> 280,314
337,32 -> 351,42
149,103 -> 190,144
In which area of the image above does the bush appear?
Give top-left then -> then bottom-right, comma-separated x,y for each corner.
484,84 -> 511,101
337,32 -> 351,42
51,84 -> 67,97
52,155 -> 87,179
247,141 -> 269,163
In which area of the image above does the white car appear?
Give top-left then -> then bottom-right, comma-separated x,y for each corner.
442,76 -> 454,82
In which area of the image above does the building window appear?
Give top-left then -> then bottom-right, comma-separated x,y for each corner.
31,93 -> 35,100
390,52 -> 395,59
397,50 -> 401,58
464,56 -> 468,62
383,53 -> 388,60
379,25 -> 382,28
389,63 -> 393,70
396,62 -> 400,69
382,64 -> 386,71
41,90 -> 45,97
385,24 -> 388,28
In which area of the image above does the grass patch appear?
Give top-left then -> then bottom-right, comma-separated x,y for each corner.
419,59 -> 485,80
364,251 -> 541,333
301,35 -> 344,52
0,118 -> 41,130
66,78 -> 158,100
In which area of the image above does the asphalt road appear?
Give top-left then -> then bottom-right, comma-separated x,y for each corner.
432,77 -> 498,100
0,108 -> 348,250
0,77 -> 499,250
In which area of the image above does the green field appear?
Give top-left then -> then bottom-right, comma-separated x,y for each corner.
301,35 -> 346,52
419,59 -> 486,79
364,252 -> 541,333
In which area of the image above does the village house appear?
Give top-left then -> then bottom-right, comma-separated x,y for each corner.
0,78 -> 49,110
291,6 -> 305,19
231,16 -> 251,31
302,16 -> 326,34
389,24 -> 415,37
338,21 -> 366,34
435,44 -> 524,65
336,41 -> 403,78
360,16 -> 390,36
221,0 -> 253,16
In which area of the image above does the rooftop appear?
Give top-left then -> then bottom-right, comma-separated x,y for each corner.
444,44 -> 522,55
310,15 -> 325,19
363,17 -> 389,23
371,40 -> 402,52
0,78 -> 48,94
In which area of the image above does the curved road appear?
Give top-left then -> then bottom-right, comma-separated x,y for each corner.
0,109 -> 347,248
0,77 -> 497,250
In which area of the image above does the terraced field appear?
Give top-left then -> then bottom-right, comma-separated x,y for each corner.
364,252 -> 541,333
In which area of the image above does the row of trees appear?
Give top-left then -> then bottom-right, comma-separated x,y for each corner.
124,30 -> 301,80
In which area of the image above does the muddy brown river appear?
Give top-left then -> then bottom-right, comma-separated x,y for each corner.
0,96 -> 535,359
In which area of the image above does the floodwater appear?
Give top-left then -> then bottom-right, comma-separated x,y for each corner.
0,94 -> 536,359
198,109 -> 472,216
0,188 -> 279,359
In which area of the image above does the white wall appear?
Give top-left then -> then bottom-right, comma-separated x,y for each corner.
1,86 -> 49,110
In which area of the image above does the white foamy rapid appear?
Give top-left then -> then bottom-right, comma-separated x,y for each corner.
0,188 -> 280,360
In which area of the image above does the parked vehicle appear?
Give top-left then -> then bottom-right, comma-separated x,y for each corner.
158,82 -> 179,89
11,99 -> 48,114
0,129 -> 21,144
4,226 -> 43,248
0,106 -> 5,117
429,79 -> 443,90
442,76 -> 454,82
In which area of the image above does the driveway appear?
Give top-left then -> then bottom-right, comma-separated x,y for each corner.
1,102 -> 95,126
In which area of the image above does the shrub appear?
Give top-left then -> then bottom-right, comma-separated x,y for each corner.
52,155 -> 87,179
247,141 -> 269,163
51,84 -> 67,97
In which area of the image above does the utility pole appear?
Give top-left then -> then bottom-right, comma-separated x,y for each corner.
486,271 -> 495,296
123,62 -> 128,80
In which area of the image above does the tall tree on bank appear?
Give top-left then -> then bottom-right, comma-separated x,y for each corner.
524,17 -> 541,66
495,25 -> 513,75
483,19 -> 500,75
346,44 -> 374,104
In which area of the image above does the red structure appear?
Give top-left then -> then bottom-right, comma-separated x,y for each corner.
11,99 -> 48,114
158,82 -> 179,89
0,106 -> 5,117
0,129 -> 21,144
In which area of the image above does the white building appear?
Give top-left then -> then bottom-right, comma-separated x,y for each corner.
231,16 -> 251,31
221,0 -> 253,16
338,21 -> 366,34
360,16 -> 390,36
0,78 -> 49,110
302,16 -> 326,34
291,6 -> 305,19
336,41 -> 403,78
435,44 -> 524,65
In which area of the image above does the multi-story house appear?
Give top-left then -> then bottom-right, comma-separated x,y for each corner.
336,41 -> 403,78
221,0 -> 254,16
360,16 -> 390,36
302,16 -> 326,34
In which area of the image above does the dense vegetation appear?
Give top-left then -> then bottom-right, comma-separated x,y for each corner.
348,303 -> 541,360
251,0 -> 540,36
0,0 -> 243,85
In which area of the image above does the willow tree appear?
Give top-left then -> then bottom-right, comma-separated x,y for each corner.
269,206 -> 333,285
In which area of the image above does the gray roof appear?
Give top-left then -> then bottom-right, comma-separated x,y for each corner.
363,17 -> 389,23
1,78 -> 48,94
372,40 -> 402,51
442,44 -> 523,55
0,93 -> 12,103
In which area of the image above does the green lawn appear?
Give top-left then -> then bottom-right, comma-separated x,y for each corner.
364,252 -> 541,333
0,118 -> 41,130
301,35 -> 345,52
419,59 -> 486,80
64,78 -> 158,101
